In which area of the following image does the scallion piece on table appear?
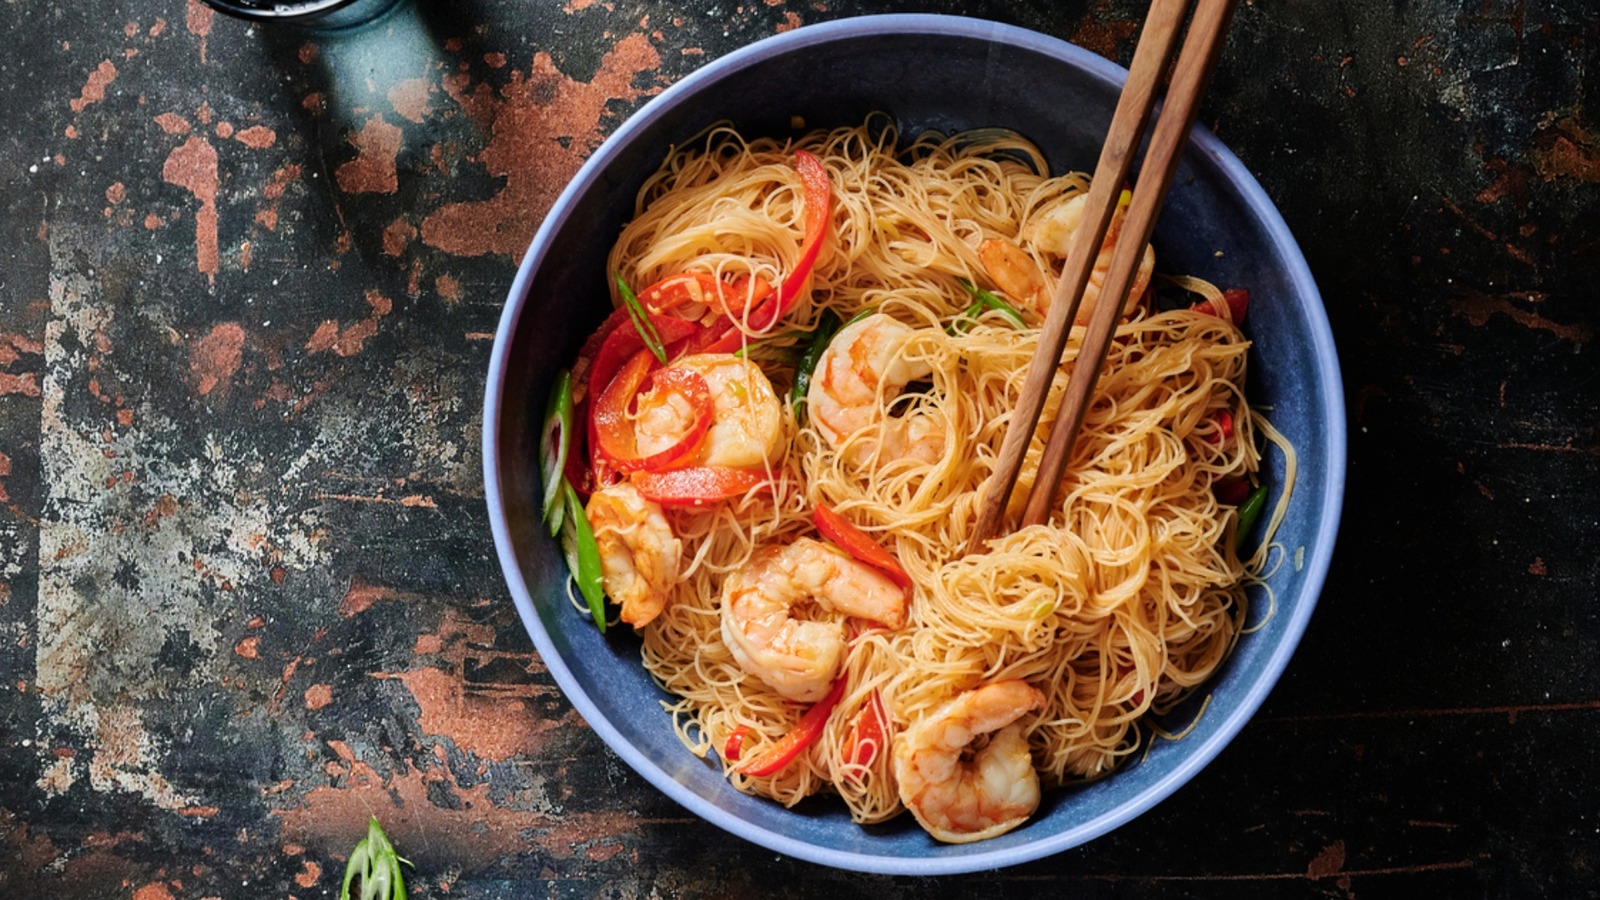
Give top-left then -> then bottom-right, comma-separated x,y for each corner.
615,273 -> 668,364
561,479 -> 607,632
538,368 -> 574,535
340,816 -> 410,900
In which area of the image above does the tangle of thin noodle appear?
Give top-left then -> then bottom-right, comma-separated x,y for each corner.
596,116 -> 1295,831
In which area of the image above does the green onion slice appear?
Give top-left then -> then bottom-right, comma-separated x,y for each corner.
562,479 -> 607,632
340,817 -> 410,900
615,273 -> 667,364
539,369 -> 574,534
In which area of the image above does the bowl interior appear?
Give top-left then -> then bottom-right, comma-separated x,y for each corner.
486,15 -> 1342,875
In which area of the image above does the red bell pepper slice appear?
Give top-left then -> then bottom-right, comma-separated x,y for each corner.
842,690 -> 887,769
1207,410 -> 1235,444
639,272 -> 721,314
592,351 -> 714,472
1214,475 -> 1252,505
813,504 -> 912,593
700,151 -> 832,353
1192,288 -> 1249,324
588,312 -> 700,405
737,674 -> 847,777
639,272 -> 775,320
573,307 -> 632,386
723,724 -> 752,762
630,466 -> 772,507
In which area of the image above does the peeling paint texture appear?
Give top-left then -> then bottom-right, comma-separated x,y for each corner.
0,0 -> 1597,898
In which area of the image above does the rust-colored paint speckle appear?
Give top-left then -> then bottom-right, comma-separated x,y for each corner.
1306,840 -> 1347,881
335,116 -> 402,195
305,289 -> 392,357
234,125 -> 276,149
255,163 -> 301,232
234,636 -> 260,659
131,882 -> 176,900
188,322 -> 244,396
382,218 -> 416,256
273,738 -> 642,870
1531,115 -> 1600,183
161,135 -> 219,282
393,666 -> 546,761
339,582 -> 421,618
70,60 -> 118,112
0,372 -> 41,397
303,684 -> 333,710
142,494 -> 178,528
1067,1 -> 1140,61
154,112 -> 189,135
387,78 -> 432,124
1451,289 -> 1592,344
294,859 -> 323,889
421,34 -> 662,257
184,0 -> 212,63
435,272 -> 462,304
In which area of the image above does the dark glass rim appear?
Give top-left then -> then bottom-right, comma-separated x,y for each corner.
199,0 -> 379,24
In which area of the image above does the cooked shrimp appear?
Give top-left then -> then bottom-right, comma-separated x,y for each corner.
721,537 -> 907,702
634,353 -> 783,468
892,679 -> 1045,844
977,192 -> 1156,326
806,314 -> 945,466
585,483 -> 682,628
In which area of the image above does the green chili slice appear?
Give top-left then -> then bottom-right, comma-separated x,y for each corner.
1235,482 -> 1269,548
562,479 -> 607,632
615,273 -> 668,364
539,369 -> 574,534
958,280 -> 1027,329
791,310 -> 842,420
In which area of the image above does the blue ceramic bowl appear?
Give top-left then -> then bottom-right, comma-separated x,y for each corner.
484,15 -> 1344,875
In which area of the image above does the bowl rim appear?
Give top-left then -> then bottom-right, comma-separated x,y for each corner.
484,12 -> 1346,875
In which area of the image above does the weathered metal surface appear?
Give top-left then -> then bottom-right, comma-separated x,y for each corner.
0,0 -> 1595,896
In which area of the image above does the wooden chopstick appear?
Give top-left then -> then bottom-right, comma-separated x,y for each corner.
968,0 -> 1239,549
965,0 -> 1189,553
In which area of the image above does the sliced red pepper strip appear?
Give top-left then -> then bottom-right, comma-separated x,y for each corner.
1214,475 -> 1252,505
574,307 -> 633,388
813,504 -> 912,593
700,151 -> 832,352
630,466 -> 772,507
591,349 -> 655,465
638,272 -> 722,314
842,690 -> 887,769
639,272 -> 775,320
593,352 -> 714,472
723,724 -> 752,762
737,674 -> 847,777
1193,288 -> 1249,324
1206,410 -> 1235,445
588,312 -> 700,405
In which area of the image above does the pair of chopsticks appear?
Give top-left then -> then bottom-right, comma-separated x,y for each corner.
968,0 -> 1239,553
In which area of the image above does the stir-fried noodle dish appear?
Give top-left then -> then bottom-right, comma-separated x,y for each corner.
537,116 -> 1292,844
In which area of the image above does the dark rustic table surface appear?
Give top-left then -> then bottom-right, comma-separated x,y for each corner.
1,0 -> 1596,897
